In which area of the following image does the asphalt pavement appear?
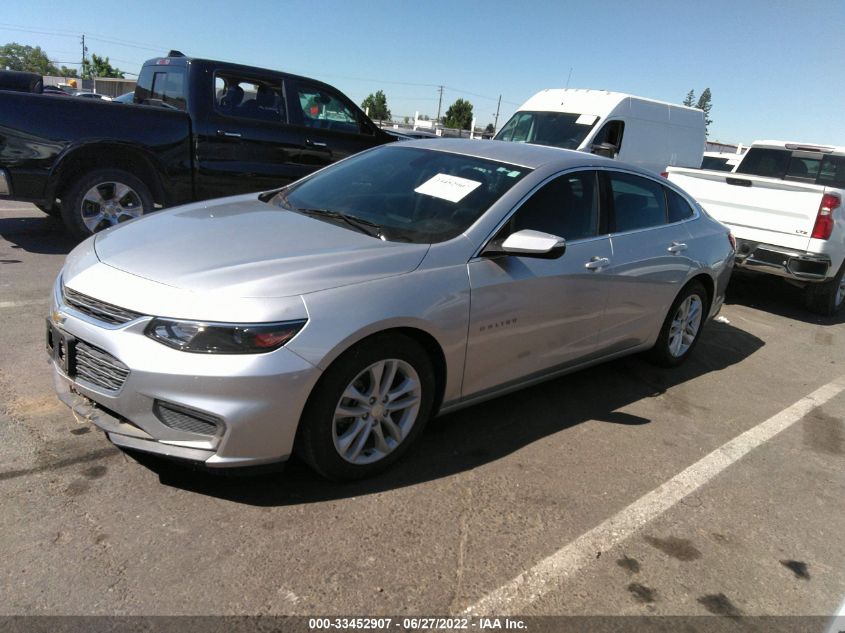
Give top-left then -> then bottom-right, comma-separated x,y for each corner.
1,202 -> 843,624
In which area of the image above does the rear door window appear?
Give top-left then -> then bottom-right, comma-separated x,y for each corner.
607,172 -> 668,232
818,156 -> 845,188
214,73 -> 285,122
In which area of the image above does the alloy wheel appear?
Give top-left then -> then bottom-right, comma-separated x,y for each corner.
80,181 -> 144,232
332,359 -> 422,465
668,294 -> 703,358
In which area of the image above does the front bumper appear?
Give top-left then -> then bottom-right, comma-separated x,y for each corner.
734,239 -> 831,282
49,280 -> 321,468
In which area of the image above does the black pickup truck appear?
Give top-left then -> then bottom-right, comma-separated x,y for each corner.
0,52 -> 393,237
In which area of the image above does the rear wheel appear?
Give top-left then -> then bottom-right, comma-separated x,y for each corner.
61,169 -> 153,239
296,333 -> 435,481
804,262 -> 845,316
647,281 -> 707,367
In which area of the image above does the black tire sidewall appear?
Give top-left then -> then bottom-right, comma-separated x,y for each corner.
648,281 -> 708,367
805,261 -> 845,316
297,334 -> 436,481
61,169 -> 153,240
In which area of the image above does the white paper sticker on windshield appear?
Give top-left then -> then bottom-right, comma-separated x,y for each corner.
414,173 -> 482,203
575,114 -> 598,126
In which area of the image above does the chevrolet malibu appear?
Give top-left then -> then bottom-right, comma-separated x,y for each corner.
47,139 -> 734,480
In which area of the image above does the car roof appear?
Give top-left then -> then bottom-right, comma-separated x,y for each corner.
398,138 -> 625,171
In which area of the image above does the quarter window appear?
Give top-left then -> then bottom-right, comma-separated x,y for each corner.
507,171 -> 600,241
666,187 -> 694,222
608,172 -> 667,232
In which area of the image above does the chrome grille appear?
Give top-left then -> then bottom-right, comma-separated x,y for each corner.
63,286 -> 143,325
154,401 -> 221,436
75,340 -> 130,392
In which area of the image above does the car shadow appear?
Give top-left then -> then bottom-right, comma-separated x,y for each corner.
129,320 -> 764,506
0,214 -> 77,255
726,272 -> 845,326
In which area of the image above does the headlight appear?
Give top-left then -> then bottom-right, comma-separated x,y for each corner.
145,318 -> 307,354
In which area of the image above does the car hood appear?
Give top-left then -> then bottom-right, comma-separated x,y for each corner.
93,195 -> 429,298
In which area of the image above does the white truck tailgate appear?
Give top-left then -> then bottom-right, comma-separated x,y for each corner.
667,168 -> 824,251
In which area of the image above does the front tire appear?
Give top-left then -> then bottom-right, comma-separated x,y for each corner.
804,262 -> 845,316
61,169 -> 153,240
296,333 -> 435,481
647,281 -> 707,367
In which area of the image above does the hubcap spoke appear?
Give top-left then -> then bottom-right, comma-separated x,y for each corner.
337,419 -> 367,454
668,295 -> 702,357
81,212 -> 106,232
112,182 -> 130,203
381,415 -> 403,442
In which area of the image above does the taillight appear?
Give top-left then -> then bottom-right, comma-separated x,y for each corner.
660,172 -> 669,178
728,233 -> 736,250
811,193 -> 840,240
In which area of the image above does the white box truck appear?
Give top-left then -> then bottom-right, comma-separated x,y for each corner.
494,88 -> 705,176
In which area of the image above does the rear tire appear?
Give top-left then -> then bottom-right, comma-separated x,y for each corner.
647,281 -> 708,367
296,333 -> 435,481
804,262 -> 845,316
61,169 -> 153,240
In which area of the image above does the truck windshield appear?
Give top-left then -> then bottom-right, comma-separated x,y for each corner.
494,111 -> 598,149
273,145 -> 530,244
135,66 -> 187,110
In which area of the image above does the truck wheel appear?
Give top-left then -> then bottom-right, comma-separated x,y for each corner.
647,281 -> 707,367
804,262 -> 845,316
295,333 -> 435,481
61,169 -> 153,239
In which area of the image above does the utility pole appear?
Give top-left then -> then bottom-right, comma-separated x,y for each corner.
493,94 -> 502,132
80,34 -> 87,76
436,85 -> 444,122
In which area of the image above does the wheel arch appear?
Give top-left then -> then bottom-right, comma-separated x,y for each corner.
48,141 -> 167,206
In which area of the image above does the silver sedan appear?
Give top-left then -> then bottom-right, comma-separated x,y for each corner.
47,140 -> 734,480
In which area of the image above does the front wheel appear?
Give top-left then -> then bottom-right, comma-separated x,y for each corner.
296,333 -> 435,481
647,281 -> 707,367
61,169 -> 154,240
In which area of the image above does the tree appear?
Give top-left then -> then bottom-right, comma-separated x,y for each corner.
0,42 -> 58,74
59,65 -> 78,78
484,123 -> 495,134
443,98 -> 473,130
696,88 -> 713,137
683,89 -> 695,107
361,90 -> 391,121
82,53 -> 124,79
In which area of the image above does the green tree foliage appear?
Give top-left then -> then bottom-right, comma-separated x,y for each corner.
59,65 -> 78,78
683,89 -> 695,107
484,123 -> 495,134
82,53 -> 124,79
443,98 -> 473,130
696,88 -> 713,137
361,90 -> 391,121
0,42 -> 59,74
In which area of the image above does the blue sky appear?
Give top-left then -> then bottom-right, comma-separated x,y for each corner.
3,0 -> 843,145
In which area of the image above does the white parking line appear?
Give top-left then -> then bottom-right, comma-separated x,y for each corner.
0,299 -> 47,309
463,375 -> 845,616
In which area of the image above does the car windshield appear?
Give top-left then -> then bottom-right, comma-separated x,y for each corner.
272,146 -> 531,244
494,111 -> 598,149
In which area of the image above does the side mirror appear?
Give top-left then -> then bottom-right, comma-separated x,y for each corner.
485,229 -> 566,259
590,142 -> 617,158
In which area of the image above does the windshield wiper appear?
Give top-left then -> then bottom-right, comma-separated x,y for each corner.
295,207 -> 383,239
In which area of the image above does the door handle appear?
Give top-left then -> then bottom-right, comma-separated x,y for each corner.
584,257 -> 610,270
216,130 -> 242,138
667,242 -> 688,253
306,139 -> 329,149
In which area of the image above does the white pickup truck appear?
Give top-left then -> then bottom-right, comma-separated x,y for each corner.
667,140 -> 845,315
